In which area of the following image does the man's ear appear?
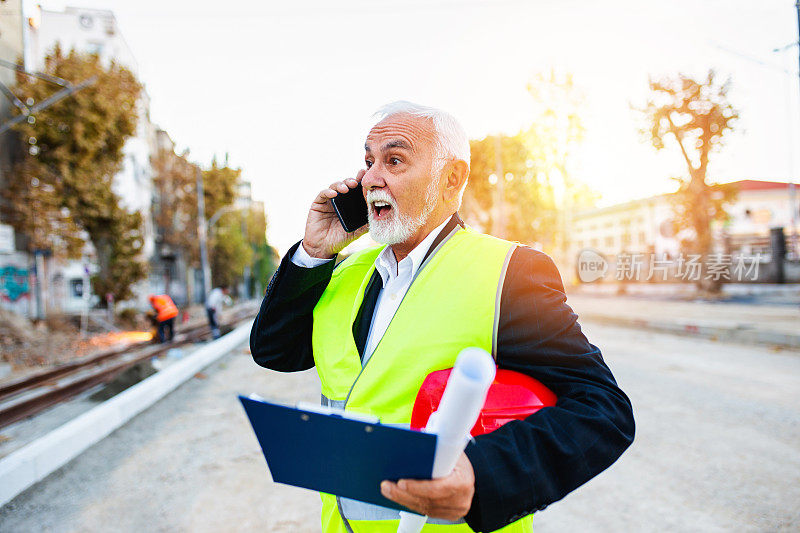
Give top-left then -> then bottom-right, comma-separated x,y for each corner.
443,160 -> 469,202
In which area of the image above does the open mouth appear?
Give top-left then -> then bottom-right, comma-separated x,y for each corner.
371,201 -> 393,220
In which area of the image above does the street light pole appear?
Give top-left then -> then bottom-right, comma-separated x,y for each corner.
792,0 -> 800,257
207,204 -> 238,231
196,166 -> 211,304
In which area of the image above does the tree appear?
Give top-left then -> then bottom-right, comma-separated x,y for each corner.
463,133 -> 559,247
152,146 -> 272,297
151,144 -> 201,266
202,158 -> 247,290
210,203 -> 274,293
252,242 -> 279,295
640,70 -> 739,291
462,71 -> 596,255
1,158 -> 84,258
3,47 -> 146,302
243,204 -> 277,295
210,211 -> 252,289
90,209 -> 147,302
244,203 -> 267,246
203,157 -> 239,220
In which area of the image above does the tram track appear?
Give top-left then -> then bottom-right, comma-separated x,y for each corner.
0,306 -> 257,430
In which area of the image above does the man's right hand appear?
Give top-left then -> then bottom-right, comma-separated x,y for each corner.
302,170 -> 368,259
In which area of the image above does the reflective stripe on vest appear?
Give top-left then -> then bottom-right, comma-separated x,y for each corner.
312,228 -> 531,532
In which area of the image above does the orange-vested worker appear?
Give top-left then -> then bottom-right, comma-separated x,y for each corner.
149,294 -> 179,343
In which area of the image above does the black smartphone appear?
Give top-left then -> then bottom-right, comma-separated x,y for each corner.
330,182 -> 368,233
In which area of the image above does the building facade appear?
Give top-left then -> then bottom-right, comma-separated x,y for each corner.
566,179 -> 800,284
150,129 -> 195,306
0,5 -> 158,316
0,1 -> 32,316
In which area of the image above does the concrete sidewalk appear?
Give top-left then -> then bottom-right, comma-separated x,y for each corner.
568,293 -> 800,349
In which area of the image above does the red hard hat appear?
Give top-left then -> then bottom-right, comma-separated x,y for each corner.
410,368 -> 557,437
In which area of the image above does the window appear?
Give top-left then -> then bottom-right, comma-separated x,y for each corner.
79,14 -> 94,29
85,42 -> 104,55
71,279 -> 84,298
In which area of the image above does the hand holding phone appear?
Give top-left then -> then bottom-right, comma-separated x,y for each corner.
331,182 -> 369,233
303,171 -> 369,259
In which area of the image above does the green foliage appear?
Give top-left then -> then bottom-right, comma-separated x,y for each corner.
640,70 -> 739,278
152,146 -> 273,295
203,158 -> 240,219
247,206 -> 276,294
210,211 -> 252,288
210,204 -> 272,291
4,47 -> 146,301
253,242 -> 279,295
91,209 -> 147,302
244,204 -> 267,246
151,144 -> 201,265
0,158 -> 84,257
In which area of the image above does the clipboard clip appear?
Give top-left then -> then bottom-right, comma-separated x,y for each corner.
297,401 -> 380,424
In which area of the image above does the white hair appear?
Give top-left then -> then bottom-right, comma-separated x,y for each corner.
373,100 -> 471,179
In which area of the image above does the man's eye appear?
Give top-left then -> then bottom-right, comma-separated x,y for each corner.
389,157 -> 401,165
365,160 -> 373,168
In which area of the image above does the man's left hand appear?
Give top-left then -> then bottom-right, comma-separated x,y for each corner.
380,452 -> 475,521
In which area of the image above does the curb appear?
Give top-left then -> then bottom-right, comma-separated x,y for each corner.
0,319 -> 254,508
579,314 -> 800,350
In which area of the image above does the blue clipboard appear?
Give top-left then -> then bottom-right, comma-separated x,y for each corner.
239,395 -> 436,511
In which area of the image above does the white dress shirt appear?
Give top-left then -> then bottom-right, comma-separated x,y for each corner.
206,288 -> 224,311
292,218 -> 451,365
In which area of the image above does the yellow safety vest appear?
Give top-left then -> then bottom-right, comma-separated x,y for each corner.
311,227 -> 533,533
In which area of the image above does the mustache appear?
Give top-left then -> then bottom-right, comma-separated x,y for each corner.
365,189 -> 397,208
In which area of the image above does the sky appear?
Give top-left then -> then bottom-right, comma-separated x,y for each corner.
34,0 -> 800,252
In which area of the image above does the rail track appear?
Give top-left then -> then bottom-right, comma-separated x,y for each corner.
0,306 -> 257,430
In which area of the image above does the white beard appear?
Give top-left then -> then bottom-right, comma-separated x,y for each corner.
367,177 -> 440,245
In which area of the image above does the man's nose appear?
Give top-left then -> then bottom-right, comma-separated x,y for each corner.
361,165 -> 386,191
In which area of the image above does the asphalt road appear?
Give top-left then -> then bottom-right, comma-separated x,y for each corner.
1,323 -> 799,532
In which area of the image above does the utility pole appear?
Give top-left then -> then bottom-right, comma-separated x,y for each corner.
196,166 -> 211,304
33,250 -> 45,320
241,208 -> 250,300
80,259 -> 90,336
792,0 -> 800,257
20,0 -> 31,72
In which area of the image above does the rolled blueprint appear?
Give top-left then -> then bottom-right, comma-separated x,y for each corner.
397,347 -> 496,533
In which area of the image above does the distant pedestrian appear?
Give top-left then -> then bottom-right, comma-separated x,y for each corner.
206,286 -> 230,339
148,294 -> 179,343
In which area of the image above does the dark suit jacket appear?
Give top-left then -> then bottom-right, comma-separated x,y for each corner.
250,214 -> 635,532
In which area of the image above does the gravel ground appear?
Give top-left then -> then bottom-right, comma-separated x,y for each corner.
0,344 -> 322,532
0,345 -> 199,459
534,323 -> 800,532
2,323 -> 799,532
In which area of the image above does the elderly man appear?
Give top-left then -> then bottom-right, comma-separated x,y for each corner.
250,101 -> 634,532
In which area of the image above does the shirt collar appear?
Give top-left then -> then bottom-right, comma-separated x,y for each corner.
374,216 -> 452,287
